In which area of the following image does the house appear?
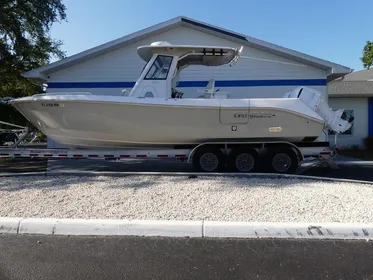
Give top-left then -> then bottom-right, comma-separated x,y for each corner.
328,69 -> 373,148
22,16 -> 352,148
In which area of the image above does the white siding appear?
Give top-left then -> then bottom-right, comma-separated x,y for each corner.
328,97 -> 368,148
47,26 -> 327,99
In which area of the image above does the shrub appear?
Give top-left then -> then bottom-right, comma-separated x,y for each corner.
364,137 -> 373,150
37,132 -> 46,142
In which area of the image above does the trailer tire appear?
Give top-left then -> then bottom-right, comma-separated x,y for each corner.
192,147 -> 225,172
267,147 -> 298,174
228,147 -> 258,172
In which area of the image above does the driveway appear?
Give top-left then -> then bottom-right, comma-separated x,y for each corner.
1,157 -> 373,182
47,158 -> 373,182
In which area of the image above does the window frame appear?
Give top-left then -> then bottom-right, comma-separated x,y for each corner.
144,55 -> 173,81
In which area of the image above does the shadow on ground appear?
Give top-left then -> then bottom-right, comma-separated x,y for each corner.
1,158 -> 373,183
303,165 -> 373,182
46,158 -> 373,183
0,158 -> 47,172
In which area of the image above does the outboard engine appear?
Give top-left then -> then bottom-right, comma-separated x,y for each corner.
283,87 -> 353,134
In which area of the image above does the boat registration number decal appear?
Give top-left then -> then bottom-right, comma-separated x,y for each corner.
41,103 -> 64,107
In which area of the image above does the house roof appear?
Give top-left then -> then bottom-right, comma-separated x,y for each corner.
24,16 -> 352,81
332,68 -> 373,81
328,69 -> 373,97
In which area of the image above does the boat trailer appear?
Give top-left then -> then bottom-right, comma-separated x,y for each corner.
0,126 -> 339,174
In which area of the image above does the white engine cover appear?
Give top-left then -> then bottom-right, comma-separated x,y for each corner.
283,87 -> 353,134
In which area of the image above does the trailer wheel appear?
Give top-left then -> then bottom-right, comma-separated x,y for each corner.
192,147 -> 225,172
267,147 -> 298,174
228,148 -> 258,172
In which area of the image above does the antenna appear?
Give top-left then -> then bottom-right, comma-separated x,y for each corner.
228,46 -> 306,67
229,46 -> 243,67
241,56 -> 307,67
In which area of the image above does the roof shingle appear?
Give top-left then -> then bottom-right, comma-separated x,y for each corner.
328,69 -> 373,96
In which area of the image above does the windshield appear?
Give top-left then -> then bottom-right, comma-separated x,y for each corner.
145,55 -> 173,80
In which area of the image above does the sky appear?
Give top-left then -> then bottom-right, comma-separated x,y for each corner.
51,0 -> 373,71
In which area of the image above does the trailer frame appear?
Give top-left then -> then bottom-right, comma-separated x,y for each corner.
0,138 -> 338,174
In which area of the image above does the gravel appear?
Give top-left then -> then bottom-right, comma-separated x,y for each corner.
0,175 -> 372,223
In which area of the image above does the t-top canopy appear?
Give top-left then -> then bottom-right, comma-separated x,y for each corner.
137,41 -> 243,67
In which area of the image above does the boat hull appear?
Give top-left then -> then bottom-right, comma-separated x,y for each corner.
11,96 -> 325,148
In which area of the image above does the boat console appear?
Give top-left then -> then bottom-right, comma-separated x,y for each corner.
127,41 -> 241,100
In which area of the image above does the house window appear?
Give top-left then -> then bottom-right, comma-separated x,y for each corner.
145,55 -> 173,80
328,109 -> 354,135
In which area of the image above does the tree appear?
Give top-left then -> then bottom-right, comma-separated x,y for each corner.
361,40 -> 373,69
0,0 -> 67,125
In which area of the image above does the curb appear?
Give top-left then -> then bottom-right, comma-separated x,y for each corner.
1,218 -> 373,240
204,221 -> 373,240
0,171 -> 372,184
15,218 -> 202,237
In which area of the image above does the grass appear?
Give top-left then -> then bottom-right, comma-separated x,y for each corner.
338,149 -> 373,161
